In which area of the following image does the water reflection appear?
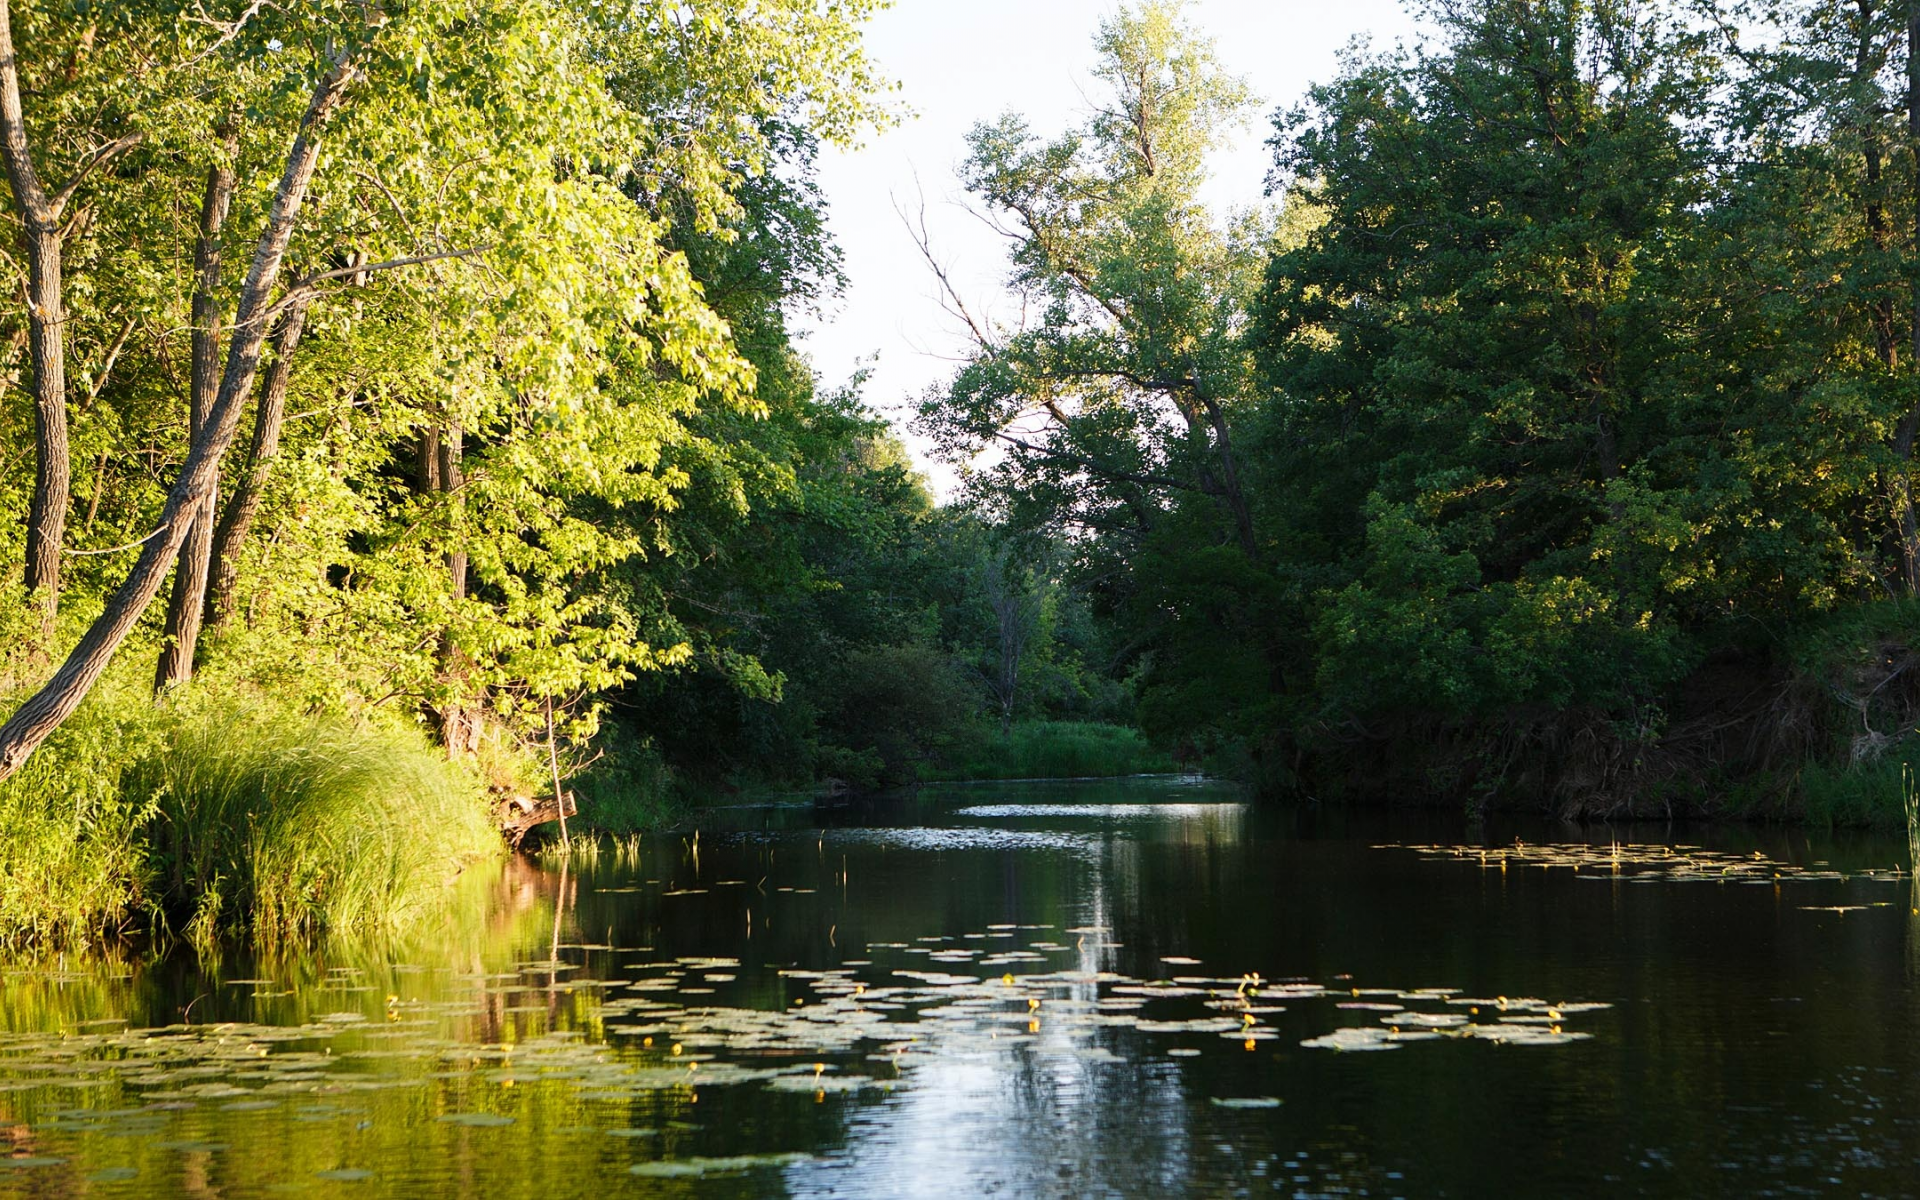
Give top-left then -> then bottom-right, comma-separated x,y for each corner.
0,779 -> 1917,1197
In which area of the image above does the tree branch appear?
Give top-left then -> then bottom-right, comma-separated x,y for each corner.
262,246 -> 486,323
993,428 -> 1197,493
49,131 -> 145,218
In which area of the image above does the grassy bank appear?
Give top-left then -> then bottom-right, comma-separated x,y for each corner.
922,721 -> 1174,783
0,682 -> 501,951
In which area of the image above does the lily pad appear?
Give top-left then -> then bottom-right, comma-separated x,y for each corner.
629,1153 -> 813,1177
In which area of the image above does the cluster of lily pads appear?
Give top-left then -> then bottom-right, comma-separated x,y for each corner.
0,921 -> 1613,1185
1377,840 -> 1910,885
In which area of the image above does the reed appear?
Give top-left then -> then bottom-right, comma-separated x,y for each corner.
1904,764 -> 1920,877
0,685 -> 156,949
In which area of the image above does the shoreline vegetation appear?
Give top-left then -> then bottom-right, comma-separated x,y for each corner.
11,0 -> 1920,952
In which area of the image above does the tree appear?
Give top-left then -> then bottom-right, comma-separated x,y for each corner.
0,35 -> 360,777
917,1 -> 1266,560
914,0 -> 1284,754
0,0 -> 147,638
0,0 -> 890,780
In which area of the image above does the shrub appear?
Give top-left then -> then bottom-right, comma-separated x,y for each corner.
0,681 -> 157,950
927,720 -> 1175,782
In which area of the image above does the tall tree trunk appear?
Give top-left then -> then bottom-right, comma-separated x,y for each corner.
1897,0 -> 1920,590
1196,393 -> 1258,561
0,0 -> 68,639
204,298 -> 308,633
156,129 -> 239,692
0,52 -> 357,782
433,421 -> 477,755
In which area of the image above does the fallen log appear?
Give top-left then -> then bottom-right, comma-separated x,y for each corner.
498,790 -> 577,849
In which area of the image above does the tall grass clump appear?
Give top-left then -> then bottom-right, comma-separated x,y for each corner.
133,704 -> 501,945
928,721 -> 1175,782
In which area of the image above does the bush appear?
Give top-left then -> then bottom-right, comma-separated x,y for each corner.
0,680 -> 158,950
926,720 -> 1174,782
571,737 -> 680,833
1798,752 -> 1918,830
821,642 -> 981,789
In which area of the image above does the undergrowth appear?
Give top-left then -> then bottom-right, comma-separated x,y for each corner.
0,678 -> 158,950
0,673 -> 499,951
924,721 -> 1175,782
569,737 -> 680,833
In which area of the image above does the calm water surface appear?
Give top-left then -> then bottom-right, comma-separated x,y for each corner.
2,776 -> 1918,1197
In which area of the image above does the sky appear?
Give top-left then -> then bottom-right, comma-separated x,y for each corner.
793,0 -> 1427,493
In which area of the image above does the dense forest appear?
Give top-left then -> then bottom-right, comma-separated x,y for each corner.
8,0 -> 1920,946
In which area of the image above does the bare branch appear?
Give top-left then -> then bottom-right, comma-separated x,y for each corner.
177,0 -> 271,70
67,521 -> 167,557
895,180 -> 1000,355
993,428 -> 1196,493
352,168 -> 420,238
82,314 -> 136,407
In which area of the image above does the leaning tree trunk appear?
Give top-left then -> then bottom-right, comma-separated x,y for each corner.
0,53 -> 357,782
204,298 -> 308,633
0,1 -> 69,639
156,131 -> 238,692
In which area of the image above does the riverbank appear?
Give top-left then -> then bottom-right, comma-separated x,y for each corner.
0,681 -> 501,951
918,721 -> 1174,782
10,673 -> 1914,958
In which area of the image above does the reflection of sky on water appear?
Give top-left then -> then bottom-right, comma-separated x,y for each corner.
781,817 -> 1203,1200
955,803 -> 1249,820
784,1050 -> 1198,1198
821,827 -> 1106,855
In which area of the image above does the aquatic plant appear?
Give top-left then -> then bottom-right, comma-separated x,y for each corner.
1378,840 -> 1911,885
1905,765 -> 1920,878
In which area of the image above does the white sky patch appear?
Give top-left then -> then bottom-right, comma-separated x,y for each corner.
794,0 -> 1426,498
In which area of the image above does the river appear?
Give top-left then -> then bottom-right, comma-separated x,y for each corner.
1,776 -> 1916,1196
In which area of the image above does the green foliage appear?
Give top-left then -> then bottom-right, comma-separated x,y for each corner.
906,0 -> 1920,816
570,738 -> 680,834
0,681 -> 158,950
1798,754 -> 1917,830
821,642 -> 981,790
926,721 -> 1175,782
